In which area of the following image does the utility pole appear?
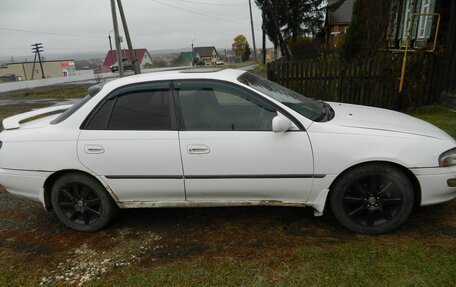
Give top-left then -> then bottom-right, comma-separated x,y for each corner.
108,33 -> 114,66
270,0 -> 291,59
248,0 -> 257,63
262,26 -> 266,64
31,51 -> 37,80
31,43 -> 45,79
191,38 -> 196,66
117,0 -> 140,74
262,11 -> 266,64
110,0 -> 124,77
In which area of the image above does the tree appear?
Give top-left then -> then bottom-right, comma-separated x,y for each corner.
232,35 -> 251,61
342,0 -> 391,60
255,0 -> 326,58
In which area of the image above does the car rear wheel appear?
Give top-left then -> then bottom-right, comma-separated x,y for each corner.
51,173 -> 118,232
330,164 -> 414,234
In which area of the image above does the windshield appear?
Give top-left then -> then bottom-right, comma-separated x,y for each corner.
238,72 -> 324,121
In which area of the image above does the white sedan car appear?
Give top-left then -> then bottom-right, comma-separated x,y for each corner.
0,69 -> 455,234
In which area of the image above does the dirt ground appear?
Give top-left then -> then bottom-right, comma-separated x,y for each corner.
0,184 -> 455,286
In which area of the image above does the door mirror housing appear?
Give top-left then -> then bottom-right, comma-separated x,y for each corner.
272,115 -> 292,133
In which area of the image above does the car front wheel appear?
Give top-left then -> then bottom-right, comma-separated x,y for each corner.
51,173 -> 118,232
330,164 -> 415,234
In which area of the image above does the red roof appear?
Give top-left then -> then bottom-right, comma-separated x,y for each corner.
102,48 -> 148,67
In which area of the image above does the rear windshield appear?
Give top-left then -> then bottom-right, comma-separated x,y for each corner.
50,95 -> 92,125
51,83 -> 104,125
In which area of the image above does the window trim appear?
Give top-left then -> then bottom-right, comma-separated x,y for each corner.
171,79 -> 305,132
80,81 -> 178,131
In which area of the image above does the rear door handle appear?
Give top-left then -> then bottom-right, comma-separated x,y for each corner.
187,144 -> 210,154
84,144 -> 105,154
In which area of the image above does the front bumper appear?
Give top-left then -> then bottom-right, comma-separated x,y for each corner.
0,168 -> 50,207
411,166 -> 456,206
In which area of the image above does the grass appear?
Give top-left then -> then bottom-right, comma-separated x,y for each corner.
407,105 -> 456,138
0,85 -> 90,99
0,269 -> 42,287
87,241 -> 455,287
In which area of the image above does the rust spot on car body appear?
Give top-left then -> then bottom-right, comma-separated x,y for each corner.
117,200 -> 308,209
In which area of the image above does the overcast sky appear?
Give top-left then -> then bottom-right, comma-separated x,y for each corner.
0,0 -> 270,58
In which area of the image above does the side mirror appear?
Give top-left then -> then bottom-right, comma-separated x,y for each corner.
272,115 -> 292,133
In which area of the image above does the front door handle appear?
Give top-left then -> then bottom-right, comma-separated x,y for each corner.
187,144 -> 210,154
84,144 -> 105,154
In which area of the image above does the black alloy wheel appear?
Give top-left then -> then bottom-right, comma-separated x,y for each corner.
330,164 -> 415,234
57,182 -> 102,226
51,173 -> 118,232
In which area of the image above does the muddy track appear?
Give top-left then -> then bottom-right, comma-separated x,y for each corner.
0,186 -> 455,285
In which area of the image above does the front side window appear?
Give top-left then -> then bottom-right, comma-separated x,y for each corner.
175,80 -> 276,131
84,82 -> 174,130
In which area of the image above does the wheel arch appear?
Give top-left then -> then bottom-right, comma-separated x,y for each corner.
42,169 -> 117,210
326,161 -> 421,211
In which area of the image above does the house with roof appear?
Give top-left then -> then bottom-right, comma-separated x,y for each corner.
326,0 -> 355,48
193,46 -> 218,66
100,48 -> 153,73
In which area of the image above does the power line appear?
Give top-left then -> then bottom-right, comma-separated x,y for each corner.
0,26 -> 103,39
151,0 -> 246,25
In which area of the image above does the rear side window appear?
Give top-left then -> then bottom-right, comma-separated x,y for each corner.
84,82 -> 175,130
109,90 -> 172,130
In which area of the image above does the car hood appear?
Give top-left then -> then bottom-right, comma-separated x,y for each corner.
327,102 -> 454,141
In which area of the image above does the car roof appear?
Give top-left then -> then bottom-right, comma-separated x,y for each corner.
102,68 -> 247,92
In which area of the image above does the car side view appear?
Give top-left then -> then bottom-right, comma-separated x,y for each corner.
0,69 -> 455,234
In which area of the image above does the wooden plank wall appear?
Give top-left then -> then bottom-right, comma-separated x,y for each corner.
267,53 -> 443,110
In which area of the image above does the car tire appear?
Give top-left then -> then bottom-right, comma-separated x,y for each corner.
330,164 -> 414,235
51,173 -> 118,232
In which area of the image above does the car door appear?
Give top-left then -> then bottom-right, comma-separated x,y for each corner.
174,80 -> 315,203
77,81 -> 185,202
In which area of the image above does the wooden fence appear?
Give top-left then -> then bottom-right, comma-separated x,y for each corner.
267,53 -> 443,110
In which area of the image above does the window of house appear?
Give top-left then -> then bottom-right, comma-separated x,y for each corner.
84,82 -> 174,130
175,81 -> 277,131
417,0 -> 435,39
401,0 -> 413,39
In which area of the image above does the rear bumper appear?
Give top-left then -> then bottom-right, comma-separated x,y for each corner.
411,166 -> 456,206
0,168 -> 50,206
